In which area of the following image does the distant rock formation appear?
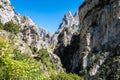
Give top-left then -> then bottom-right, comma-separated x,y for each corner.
52,11 -> 79,46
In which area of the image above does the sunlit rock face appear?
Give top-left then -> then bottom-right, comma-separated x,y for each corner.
57,11 -> 79,34
55,0 -> 120,80
78,0 -> 120,79
0,0 -> 15,23
0,0 -> 53,52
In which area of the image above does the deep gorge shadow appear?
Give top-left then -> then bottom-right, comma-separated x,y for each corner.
54,34 -> 80,74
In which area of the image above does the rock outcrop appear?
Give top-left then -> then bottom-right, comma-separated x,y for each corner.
52,11 -> 79,46
53,11 -> 80,73
0,0 -> 63,73
0,0 -> 14,23
78,0 -> 120,79
55,0 -> 120,80
0,0 -> 53,52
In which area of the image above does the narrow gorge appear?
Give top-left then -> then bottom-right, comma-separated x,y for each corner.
0,0 -> 120,80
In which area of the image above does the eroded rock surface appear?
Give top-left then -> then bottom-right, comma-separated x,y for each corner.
55,0 -> 120,80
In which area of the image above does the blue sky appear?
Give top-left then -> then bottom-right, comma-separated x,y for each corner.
10,0 -> 84,33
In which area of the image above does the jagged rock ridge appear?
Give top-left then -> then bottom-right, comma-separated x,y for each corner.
52,11 -> 80,46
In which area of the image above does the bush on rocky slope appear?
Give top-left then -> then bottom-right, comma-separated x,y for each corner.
0,35 -> 83,80
0,35 -> 47,80
50,72 -> 83,80
0,5 -> 3,8
4,21 -> 20,34
0,22 -> 4,29
36,48 -> 58,71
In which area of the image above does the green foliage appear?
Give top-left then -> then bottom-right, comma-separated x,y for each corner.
4,58 -> 28,80
0,22 -> 4,29
13,49 -> 30,61
37,48 -> 56,71
37,48 -> 49,62
50,72 -> 83,80
0,21 -> 20,34
4,21 -> 20,34
0,35 -> 13,79
0,35 -> 12,58
97,54 -> 120,80
12,49 -> 47,80
0,35 -> 47,80
0,5 -> 3,8
8,34 -> 18,45
79,69 -> 87,76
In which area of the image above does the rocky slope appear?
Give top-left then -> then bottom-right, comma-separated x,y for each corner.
0,0 -> 63,73
54,0 -> 120,80
0,0 -> 53,52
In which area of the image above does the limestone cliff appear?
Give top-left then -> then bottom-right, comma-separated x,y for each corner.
0,0 -> 120,79
78,0 -> 120,79
0,0 -> 54,52
55,0 -> 120,80
0,0 -> 63,72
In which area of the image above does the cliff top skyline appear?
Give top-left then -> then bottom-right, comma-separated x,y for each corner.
10,0 -> 83,33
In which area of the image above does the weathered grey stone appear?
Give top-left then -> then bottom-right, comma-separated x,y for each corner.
55,0 -> 120,79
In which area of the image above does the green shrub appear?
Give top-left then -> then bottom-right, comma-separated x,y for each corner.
8,34 -> 18,45
4,21 -> 20,34
13,49 -> 30,61
37,49 -> 50,68
13,49 -> 45,80
0,35 -> 12,58
0,35 -> 47,80
50,72 -> 83,80
0,5 -> 3,8
37,48 -> 49,62
0,22 -> 3,29
37,48 -> 57,71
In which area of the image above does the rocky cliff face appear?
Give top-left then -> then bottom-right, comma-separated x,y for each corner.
0,0 -> 14,23
79,0 -> 120,79
0,0 -> 53,52
0,0 -> 63,72
1,0 -> 120,79
53,11 -> 80,73
55,0 -> 120,80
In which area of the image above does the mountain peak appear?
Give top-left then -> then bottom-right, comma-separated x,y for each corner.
74,10 -> 78,17
65,11 -> 73,17
64,11 -> 73,20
